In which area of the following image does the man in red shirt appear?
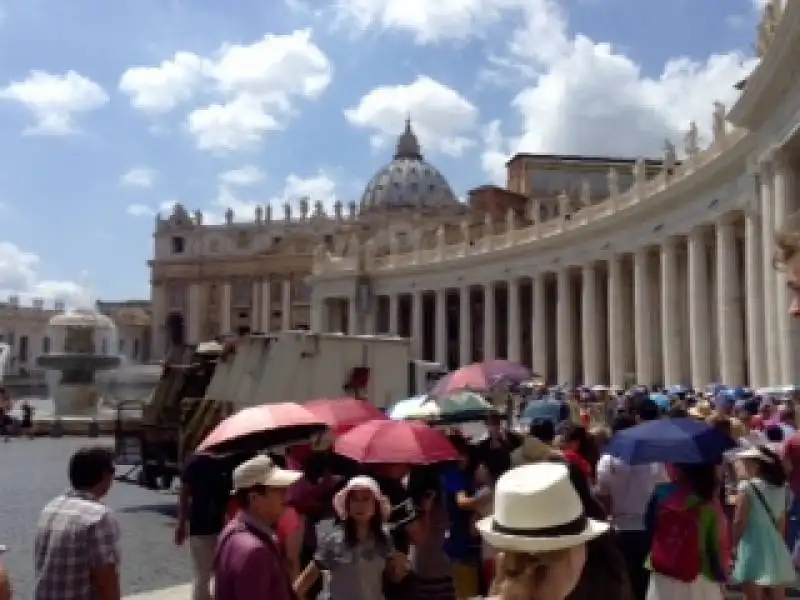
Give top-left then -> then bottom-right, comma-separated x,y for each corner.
213,455 -> 301,600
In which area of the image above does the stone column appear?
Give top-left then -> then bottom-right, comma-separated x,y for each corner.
607,256 -> 625,388
150,284 -> 166,358
281,278 -> 292,331
261,279 -> 271,333
761,161 -> 779,383
412,290 -> 424,359
716,218 -> 745,385
556,268 -> 574,386
745,209 -> 767,387
310,291 -> 323,332
634,249 -> 653,385
660,238 -> 681,385
581,263 -> 599,385
348,295 -> 358,335
484,282 -> 496,361
250,281 -> 260,332
388,293 -> 399,336
435,288 -> 448,366
507,278 -> 521,362
532,275 -> 546,376
187,283 -> 201,344
459,286 -> 472,365
688,228 -> 711,388
773,152 -> 797,384
221,282 -> 231,335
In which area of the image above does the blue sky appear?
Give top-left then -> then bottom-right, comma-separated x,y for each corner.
0,0 -> 764,302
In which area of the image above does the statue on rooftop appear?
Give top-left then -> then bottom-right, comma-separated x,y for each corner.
684,121 -> 700,158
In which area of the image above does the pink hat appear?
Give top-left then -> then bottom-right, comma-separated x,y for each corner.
332,476 -> 391,521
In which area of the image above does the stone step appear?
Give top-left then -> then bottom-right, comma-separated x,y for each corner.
124,583 -> 191,600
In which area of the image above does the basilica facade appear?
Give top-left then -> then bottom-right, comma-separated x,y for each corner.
149,116 -> 665,360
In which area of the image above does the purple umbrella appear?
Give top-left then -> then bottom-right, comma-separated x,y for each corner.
429,360 -> 532,397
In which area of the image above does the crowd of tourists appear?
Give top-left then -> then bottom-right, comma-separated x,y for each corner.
4,388 -> 800,600
166,387 -> 798,600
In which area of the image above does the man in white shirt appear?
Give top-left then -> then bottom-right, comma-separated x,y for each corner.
596,411 -> 666,600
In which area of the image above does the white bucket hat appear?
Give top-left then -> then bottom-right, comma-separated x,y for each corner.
476,462 -> 608,553
332,475 -> 391,521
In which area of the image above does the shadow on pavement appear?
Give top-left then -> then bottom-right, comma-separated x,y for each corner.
116,503 -> 178,519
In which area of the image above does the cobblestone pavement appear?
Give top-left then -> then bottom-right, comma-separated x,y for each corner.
0,437 -> 191,599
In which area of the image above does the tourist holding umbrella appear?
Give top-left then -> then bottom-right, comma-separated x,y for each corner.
196,402 -> 328,455
303,397 -> 386,435
428,360 -> 532,397
334,419 -> 460,600
604,417 -> 736,466
402,391 -> 499,425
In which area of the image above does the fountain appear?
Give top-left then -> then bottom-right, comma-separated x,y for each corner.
37,307 -> 121,418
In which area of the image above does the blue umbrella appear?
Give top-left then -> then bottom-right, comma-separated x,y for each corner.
649,393 -> 670,411
520,397 -> 569,426
667,384 -> 688,395
605,418 -> 736,465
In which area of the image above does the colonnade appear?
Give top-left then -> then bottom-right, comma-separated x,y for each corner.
317,149 -> 800,389
182,278 -> 294,342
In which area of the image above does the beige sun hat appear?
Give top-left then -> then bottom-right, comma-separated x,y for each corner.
231,455 -> 302,493
476,462 -> 608,554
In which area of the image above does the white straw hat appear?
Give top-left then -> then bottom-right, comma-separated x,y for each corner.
476,462 -> 608,553
332,475 -> 391,521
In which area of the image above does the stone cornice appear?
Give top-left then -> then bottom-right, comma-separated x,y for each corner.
310,129 -> 752,283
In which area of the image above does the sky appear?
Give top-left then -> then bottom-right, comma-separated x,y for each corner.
0,0 -> 768,304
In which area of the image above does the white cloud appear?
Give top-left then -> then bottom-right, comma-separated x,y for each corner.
120,167 -> 155,189
345,76 -> 479,156
332,1 -> 756,182
0,242 -> 86,305
188,93 -> 281,151
219,165 -> 265,186
274,170 -> 337,210
209,170 -> 338,223
126,203 -> 155,217
126,200 -> 178,218
477,1 -> 756,181
120,30 -> 332,152
0,70 -> 108,135
119,52 -> 208,114
333,0 -> 520,43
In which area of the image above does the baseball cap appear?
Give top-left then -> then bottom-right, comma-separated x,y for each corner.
231,455 -> 302,493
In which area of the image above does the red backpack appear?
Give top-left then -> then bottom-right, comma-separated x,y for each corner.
650,489 -> 703,582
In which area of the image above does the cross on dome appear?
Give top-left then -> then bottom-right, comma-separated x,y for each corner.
394,115 -> 422,160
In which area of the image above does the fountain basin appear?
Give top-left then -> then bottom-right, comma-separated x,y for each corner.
37,353 -> 122,371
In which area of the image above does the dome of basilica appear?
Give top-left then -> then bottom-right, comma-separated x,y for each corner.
360,119 -> 460,210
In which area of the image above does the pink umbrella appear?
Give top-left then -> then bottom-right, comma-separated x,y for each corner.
197,403 -> 328,454
429,360 -> 532,397
304,397 -> 387,435
334,419 -> 459,465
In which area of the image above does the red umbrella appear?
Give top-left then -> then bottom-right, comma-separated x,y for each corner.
430,360 -> 532,396
304,397 -> 387,434
197,403 -> 328,455
334,419 -> 459,465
